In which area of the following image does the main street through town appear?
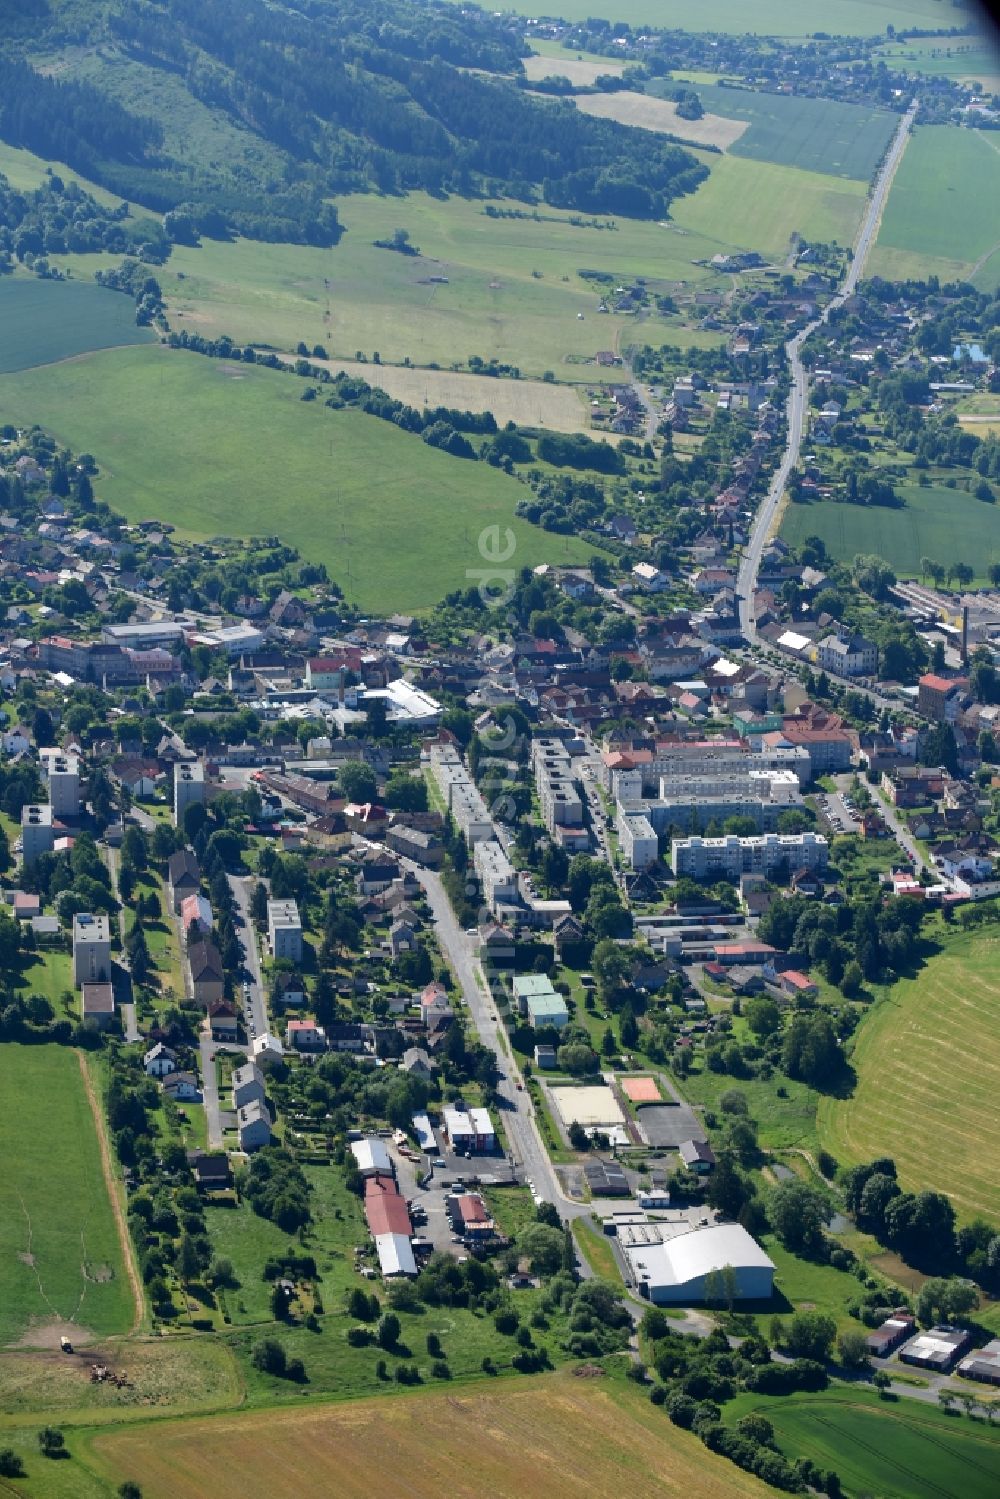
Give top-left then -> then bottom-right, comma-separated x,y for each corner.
737,102 -> 917,645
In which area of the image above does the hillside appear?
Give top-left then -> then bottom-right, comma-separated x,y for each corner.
0,0 -> 707,245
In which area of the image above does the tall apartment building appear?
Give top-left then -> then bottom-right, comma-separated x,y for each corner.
671,832 -> 829,881
636,769 -> 804,838
20,803 -> 54,868
429,742 -> 492,845
532,737 -> 584,833
473,838 -> 518,916
267,898 -> 303,962
618,812 -> 659,871
72,912 -> 111,986
39,747 -> 80,818
173,760 -> 205,827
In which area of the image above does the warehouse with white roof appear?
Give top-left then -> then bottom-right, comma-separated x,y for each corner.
622,1222 -> 775,1304
351,1137 -> 393,1177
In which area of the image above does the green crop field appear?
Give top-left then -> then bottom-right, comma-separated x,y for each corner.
819,933 -> 1000,1222
667,84 -> 897,180
0,277 -> 155,373
731,1386 -> 1000,1499
0,1045 -> 133,1347
673,155 -> 867,257
0,344 -> 594,612
875,37 -> 1000,85
871,125 -> 1000,284
780,481 -> 1000,581
456,0 -> 966,36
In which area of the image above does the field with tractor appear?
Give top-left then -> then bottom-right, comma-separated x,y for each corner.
819,932 -> 1000,1223
0,1046 -> 135,1348
84,1371 -> 774,1499
0,344 -> 595,613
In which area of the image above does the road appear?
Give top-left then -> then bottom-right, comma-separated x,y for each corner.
737,103 -> 916,643
103,842 -> 141,1042
832,772 -> 930,874
229,874 -> 269,1038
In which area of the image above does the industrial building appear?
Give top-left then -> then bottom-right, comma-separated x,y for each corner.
899,1325 -> 972,1372
958,1339 -> 1000,1387
350,1137 -> 393,1177
671,831 -> 829,881
866,1312 -> 916,1358
622,1222 -> 775,1304
512,974 -> 569,1030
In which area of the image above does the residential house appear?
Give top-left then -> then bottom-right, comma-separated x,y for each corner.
237,1099 -> 272,1151
207,999 -> 239,1040
188,939 -> 225,1006
81,981 -> 115,1031
679,1139 -> 716,1173
231,1062 -> 266,1111
187,1151 -> 232,1192
162,1071 -> 202,1103
167,849 -> 201,915
286,1019 -> 326,1052
144,1042 -> 177,1077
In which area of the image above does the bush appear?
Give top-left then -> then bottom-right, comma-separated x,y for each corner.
649,1384 -> 667,1405
0,1449 -> 24,1477
347,1326 -> 372,1347
431,1360 -> 451,1379
285,1357 -> 307,1383
494,1309 -> 519,1335
250,1338 -> 286,1377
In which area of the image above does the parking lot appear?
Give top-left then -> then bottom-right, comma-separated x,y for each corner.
816,788 -> 858,835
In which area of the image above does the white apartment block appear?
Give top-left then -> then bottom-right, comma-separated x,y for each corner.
173,760 -> 205,827
39,748 -> 80,818
618,811 -> 659,871
532,737 -> 583,832
267,898 -> 303,962
72,912 -> 112,986
473,838 -> 519,915
671,832 -> 829,881
633,770 -> 804,838
21,803 -> 54,868
429,742 -> 492,845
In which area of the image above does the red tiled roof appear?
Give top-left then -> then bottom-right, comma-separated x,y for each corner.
364,1177 -> 412,1237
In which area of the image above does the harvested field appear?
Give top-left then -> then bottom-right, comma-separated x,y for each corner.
573,91 -> 748,150
288,356 -> 592,432
87,1373 -> 773,1499
819,933 -> 1000,1222
522,55 -> 623,87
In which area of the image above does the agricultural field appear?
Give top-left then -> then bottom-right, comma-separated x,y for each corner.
819,932 -> 1000,1222
870,125 -> 1000,285
85,1371 -> 773,1499
673,156 -> 868,258
781,481 -> 1000,582
476,0 -> 967,34
0,1046 -> 134,1347
730,1386 -> 1000,1499
672,85 -> 898,180
152,192 -> 725,379
0,277 -> 155,373
874,36 -> 1000,88
521,54 -> 623,87
0,345 -> 595,612
573,90 -> 749,150
302,358 -> 592,433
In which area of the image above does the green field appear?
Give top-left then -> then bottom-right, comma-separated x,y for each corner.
0,276 -> 155,373
657,84 -> 897,180
819,933 -> 1000,1222
875,37 -> 1000,84
470,0 -> 970,36
0,343 -> 594,612
674,155 -> 867,256
871,125 -> 1000,284
0,1045 -> 133,1346
781,481 -> 1000,581
731,1386 -> 1000,1499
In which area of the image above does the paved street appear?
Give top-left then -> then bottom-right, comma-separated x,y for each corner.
737,103 -> 916,645
229,873 -> 269,1038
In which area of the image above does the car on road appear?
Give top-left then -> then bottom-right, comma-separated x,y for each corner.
465,928 -> 478,937
432,1157 -> 446,1167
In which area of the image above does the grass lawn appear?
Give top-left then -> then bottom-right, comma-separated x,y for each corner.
672,155 -> 867,258
875,37 -> 1000,87
729,1384 -> 1000,1499
0,344 -> 595,613
819,931 -> 1000,1222
17,949 -> 76,1017
501,0 -> 958,34
871,124 -> 1000,284
571,1216 -> 623,1286
84,1366 -> 774,1499
780,481 -> 1000,580
761,1236 -> 862,1334
677,1064 -> 819,1154
0,1044 -> 134,1346
126,874 -> 183,1002
660,84 -> 897,180
0,275 -> 155,373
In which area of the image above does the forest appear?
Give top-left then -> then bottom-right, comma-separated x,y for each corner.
0,0 -> 707,243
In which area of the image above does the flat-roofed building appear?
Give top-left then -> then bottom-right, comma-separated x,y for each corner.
72,912 -> 111,986
618,811 -> 659,871
39,748 -> 80,817
899,1325 -> 972,1372
267,898 -> 303,962
622,1222 -> 774,1304
81,980 -> 115,1030
21,803 -> 54,868
173,760 -> 205,827
512,974 -> 569,1030
671,831 -> 828,880
473,838 -> 518,915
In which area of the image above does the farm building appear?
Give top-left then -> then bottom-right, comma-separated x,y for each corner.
866,1312 -> 916,1358
958,1339 -> 1000,1386
899,1325 -> 972,1372
622,1222 -> 775,1305
351,1137 -> 393,1177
